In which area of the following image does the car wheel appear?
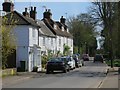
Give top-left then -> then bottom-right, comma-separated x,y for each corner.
46,70 -> 50,74
63,69 -> 67,73
51,70 -> 54,73
67,68 -> 70,72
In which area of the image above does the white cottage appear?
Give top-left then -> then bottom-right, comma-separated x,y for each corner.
37,20 -> 56,55
42,9 -> 73,55
4,6 -> 42,72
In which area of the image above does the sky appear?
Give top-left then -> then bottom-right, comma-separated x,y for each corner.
0,1 -> 91,20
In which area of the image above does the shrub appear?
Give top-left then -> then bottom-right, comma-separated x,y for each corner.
32,66 -> 38,72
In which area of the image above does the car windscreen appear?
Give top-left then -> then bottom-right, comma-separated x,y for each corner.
49,58 -> 62,62
61,58 -> 69,62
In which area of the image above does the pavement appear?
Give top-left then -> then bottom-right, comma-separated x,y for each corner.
2,72 -> 45,88
99,67 -> 119,88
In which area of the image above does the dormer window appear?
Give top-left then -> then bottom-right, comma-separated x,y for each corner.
67,28 -> 69,33
62,26 -> 64,31
54,24 -> 57,30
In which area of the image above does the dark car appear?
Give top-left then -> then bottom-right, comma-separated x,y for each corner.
46,58 -> 70,74
82,54 -> 89,61
94,54 -> 104,63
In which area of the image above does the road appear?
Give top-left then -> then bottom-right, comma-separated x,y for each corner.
3,61 -> 108,88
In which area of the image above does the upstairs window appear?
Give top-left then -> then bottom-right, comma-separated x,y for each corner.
32,29 -> 35,37
62,26 -> 64,31
67,28 -> 69,33
51,38 -> 53,45
43,37 -> 45,46
59,38 -> 61,46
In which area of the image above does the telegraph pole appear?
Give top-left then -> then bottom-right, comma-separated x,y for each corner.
108,3 -> 113,68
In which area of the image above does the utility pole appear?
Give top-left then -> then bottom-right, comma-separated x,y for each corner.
108,3 -> 113,68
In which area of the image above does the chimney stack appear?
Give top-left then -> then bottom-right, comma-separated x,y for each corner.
2,0 -> 14,12
43,9 -> 52,19
60,16 -> 66,24
30,7 -> 37,20
22,8 -> 29,17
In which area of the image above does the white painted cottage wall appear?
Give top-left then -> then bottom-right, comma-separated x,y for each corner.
39,36 -> 56,55
56,36 -> 64,54
14,25 -> 41,72
14,25 -> 29,68
29,27 -> 38,46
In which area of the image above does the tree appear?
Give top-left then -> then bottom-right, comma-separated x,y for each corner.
0,15 -> 17,69
73,46 -> 78,54
67,13 -> 97,56
89,1 -> 120,67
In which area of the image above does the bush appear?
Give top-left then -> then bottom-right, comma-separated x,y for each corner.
105,59 -> 120,67
41,55 -> 48,69
32,66 -> 38,72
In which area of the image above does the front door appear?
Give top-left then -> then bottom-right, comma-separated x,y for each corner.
29,52 -> 34,72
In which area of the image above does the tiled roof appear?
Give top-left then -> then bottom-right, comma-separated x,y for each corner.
56,21 -> 73,38
4,11 -> 40,28
37,20 -> 56,38
42,18 -> 73,38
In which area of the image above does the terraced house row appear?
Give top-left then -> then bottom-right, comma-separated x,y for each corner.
2,0 -> 73,72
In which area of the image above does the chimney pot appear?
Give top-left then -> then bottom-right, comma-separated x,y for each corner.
30,6 -> 37,20
23,8 -> 29,17
34,7 -> 36,12
25,8 -> 27,12
31,7 -> 33,11
60,16 -> 66,24
48,9 -> 51,12
2,1 -> 14,12
43,9 -> 52,19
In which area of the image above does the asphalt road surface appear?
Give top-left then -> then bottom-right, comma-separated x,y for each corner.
3,61 -> 108,88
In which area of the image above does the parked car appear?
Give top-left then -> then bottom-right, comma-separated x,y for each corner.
94,54 -> 104,63
82,54 -> 89,61
72,54 -> 83,68
61,56 -> 76,70
46,57 -> 70,74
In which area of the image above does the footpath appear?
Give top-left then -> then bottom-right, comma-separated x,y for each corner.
2,71 -> 45,88
99,67 -> 119,88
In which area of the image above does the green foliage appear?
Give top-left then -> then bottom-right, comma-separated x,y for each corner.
41,50 -> 55,69
1,16 -> 17,69
73,46 -> 78,54
67,14 -> 97,55
41,55 -> 48,69
90,2 -> 120,59
63,44 -> 70,56
105,59 -> 120,67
